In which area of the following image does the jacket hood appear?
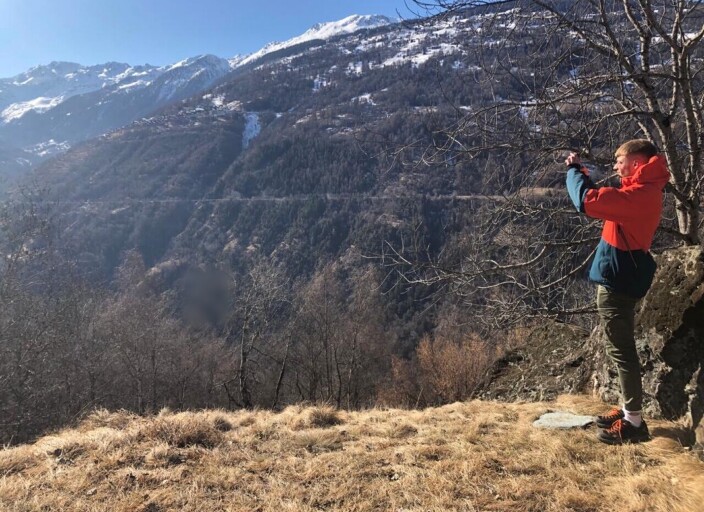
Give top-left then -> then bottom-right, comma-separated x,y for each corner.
622,154 -> 670,189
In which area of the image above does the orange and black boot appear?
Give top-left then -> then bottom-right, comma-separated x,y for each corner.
597,418 -> 650,445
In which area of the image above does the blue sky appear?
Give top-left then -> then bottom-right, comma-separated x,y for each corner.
0,0 -> 420,78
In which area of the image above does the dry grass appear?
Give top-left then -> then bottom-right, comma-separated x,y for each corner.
1,395 -> 703,511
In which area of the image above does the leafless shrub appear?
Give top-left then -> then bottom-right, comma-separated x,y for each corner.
416,334 -> 494,404
380,332 -> 497,407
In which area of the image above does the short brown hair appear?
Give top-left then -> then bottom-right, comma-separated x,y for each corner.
615,139 -> 658,159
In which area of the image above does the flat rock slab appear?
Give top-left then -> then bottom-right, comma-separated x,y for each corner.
533,411 -> 595,429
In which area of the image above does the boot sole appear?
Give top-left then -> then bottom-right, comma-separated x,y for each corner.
597,430 -> 650,445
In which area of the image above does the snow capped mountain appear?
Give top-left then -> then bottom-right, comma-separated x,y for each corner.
0,14 -> 395,128
1,57 -> 231,124
144,54 -> 231,102
0,54 -> 233,184
0,62 -> 160,114
0,13 -> 400,183
164,54 -> 231,76
307,14 -> 397,37
235,14 -> 397,68
228,55 -> 246,68
1,54 -> 231,136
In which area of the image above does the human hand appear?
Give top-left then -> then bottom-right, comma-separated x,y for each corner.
565,152 -> 581,166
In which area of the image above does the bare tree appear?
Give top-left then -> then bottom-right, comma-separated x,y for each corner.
288,265 -> 345,404
342,266 -> 394,408
386,0 -> 704,326
286,263 -> 393,408
0,189 -> 64,443
223,261 -> 290,409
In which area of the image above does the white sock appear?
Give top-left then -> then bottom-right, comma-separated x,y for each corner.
623,408 -> 642,427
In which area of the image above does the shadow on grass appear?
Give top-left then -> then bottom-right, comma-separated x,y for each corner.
650,425 -> 695,447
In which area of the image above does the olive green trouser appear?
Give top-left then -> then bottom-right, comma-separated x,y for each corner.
596,285 -> 643,412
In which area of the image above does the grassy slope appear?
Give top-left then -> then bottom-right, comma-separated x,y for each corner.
1,395 -> 703,512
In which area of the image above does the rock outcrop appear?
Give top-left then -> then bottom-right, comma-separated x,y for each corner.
478,322 -> 591,402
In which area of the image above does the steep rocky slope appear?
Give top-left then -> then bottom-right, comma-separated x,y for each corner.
23,6 -> 535,283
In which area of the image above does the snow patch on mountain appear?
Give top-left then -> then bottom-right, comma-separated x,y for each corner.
382,41 -> 464,68
14,157 -> 33,168
347,62 -> 364,75
242,113 -> 261,149
117,80 -> 152,91
228,55 -> 247,69
206,94 -> 242,112
27,139 -> 71,158
236,14 -> 396,68
313,76 -> 329,92
12,76 -> 35,86
353,93 -> 376,105
209,94 -> 225,107
1,96 -> 64,123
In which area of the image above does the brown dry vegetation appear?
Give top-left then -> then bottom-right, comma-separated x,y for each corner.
1,396 -> 703,512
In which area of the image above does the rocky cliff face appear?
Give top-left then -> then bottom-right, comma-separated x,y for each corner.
478,322 -> 591,403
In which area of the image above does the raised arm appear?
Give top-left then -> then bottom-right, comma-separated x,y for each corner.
565,152 -> 597,213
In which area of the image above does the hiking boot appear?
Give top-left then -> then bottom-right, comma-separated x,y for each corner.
597,419 -> 650,445
596,407 -> 624,428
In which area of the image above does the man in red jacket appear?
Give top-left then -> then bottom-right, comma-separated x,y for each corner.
565,139 -> 670,444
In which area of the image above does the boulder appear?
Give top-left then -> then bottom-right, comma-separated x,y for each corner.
533,411 -> 595,429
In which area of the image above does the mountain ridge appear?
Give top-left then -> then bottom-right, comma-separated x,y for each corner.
234,14 -> 398,68
0,13 -> 401,184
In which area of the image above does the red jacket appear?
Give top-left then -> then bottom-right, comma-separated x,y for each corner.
567,155 -> 670,297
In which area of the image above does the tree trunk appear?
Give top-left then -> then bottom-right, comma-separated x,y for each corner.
272,336 -> 291,409
676,202 -> 700,246
239,340 -> 252,409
